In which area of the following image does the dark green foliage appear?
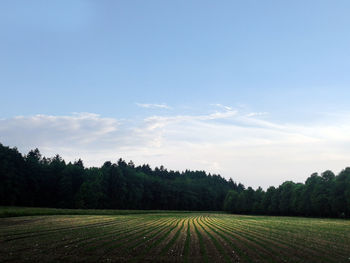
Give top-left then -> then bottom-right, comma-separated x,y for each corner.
0,143 -> 231,211
224,171 -> 350,218
0,143 -> 350,217
223,190 -> 239,212
0,145 -> 25,205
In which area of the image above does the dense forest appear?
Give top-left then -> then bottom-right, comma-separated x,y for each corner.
0,143 -> 349,218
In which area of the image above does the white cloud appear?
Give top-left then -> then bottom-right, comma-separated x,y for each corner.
1,109 -> 350,189
246,112 -> 268,117
136,103 -> 171,109
211,103 -> 233,111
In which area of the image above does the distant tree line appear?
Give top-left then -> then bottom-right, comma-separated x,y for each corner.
0,144 -> 231,211
223,170 -> 350,218
0,143 -> 349,217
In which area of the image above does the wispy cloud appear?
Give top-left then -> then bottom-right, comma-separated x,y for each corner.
245,112 -> 268,117
1,109 -> 350,189
0,113 -> 120,149
211,103 -> 233,111
136,103 -> 171,109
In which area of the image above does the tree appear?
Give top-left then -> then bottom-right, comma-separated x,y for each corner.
1,143 -> 350,218
223,190 -> 239,212
279,181 -> 295,215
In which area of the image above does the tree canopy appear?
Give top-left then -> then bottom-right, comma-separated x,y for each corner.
0,143 -> 349,218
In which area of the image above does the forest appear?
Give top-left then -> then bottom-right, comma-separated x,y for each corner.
0,143 -> 349,218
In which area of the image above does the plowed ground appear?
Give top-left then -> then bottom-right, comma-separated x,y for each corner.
0,213 -> 349,262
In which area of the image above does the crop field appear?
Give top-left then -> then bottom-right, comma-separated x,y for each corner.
0,212 -> 349,263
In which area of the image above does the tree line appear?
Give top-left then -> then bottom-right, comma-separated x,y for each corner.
0,143 -> 349,217
223,170 -> 350,218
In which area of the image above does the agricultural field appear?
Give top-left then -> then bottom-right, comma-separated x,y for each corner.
0,211 -> 349,263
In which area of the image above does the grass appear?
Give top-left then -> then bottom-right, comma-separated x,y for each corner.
182,218 -> 191,263
0,206 -> 208,218
0,207 -> 349,262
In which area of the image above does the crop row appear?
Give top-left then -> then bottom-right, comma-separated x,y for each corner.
0,213 -> 349,262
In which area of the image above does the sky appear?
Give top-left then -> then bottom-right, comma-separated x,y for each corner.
1,1 -> 350,189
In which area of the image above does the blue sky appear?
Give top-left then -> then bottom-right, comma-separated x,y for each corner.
1,1 -> 350,188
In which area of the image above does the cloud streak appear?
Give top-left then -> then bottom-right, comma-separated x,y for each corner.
1,109 -> 350,189
136,103 -> 171,109
211,103 -> 233,111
